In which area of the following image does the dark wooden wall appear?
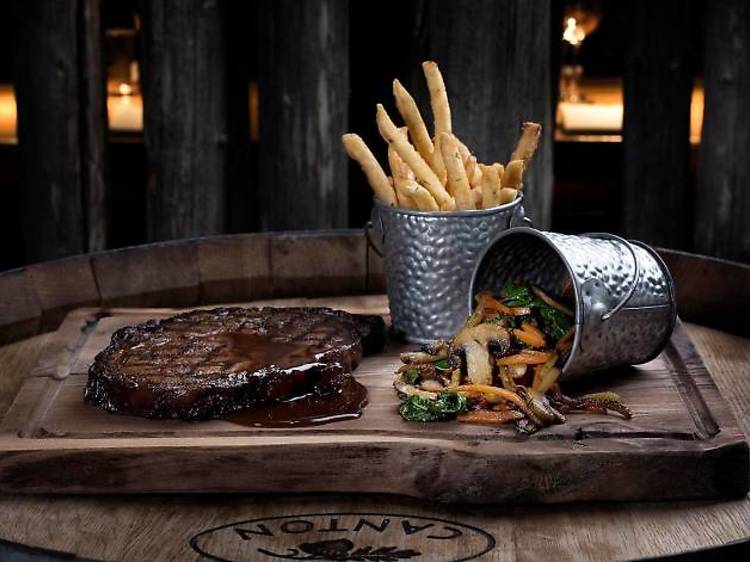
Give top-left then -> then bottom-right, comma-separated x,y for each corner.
258,0 -> 350,230
141,0 -> 228,241
623,0 -> 692,249
695,0 -> 750,263
8,0 -> 750,269
13,1 -> 86,263
411,0 -> 554,228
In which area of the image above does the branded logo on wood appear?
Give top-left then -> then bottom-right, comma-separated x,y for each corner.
190,512 -> 496,561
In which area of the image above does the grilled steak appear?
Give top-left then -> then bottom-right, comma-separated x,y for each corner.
84,307 -> 385,420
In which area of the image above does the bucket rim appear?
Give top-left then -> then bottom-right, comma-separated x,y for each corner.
468,227 -> 584,374
373,192 -> 524,218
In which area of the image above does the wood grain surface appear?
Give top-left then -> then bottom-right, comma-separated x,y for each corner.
141,0 -> 228,241
696,0 -> 750,262
258,0 -> 350,230
0,296 -> 748,560
623,0 -> 692,248
1,299 -> 746,500
411,0 -> 554,228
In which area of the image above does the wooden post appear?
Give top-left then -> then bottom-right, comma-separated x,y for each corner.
79,0 -> 108,252
695,0 -> 750,261
258,0 -> 350,230
141,0 -> 228,241
622,0 -> 693,248
411,0 -> 554,228
12,0 -> 85,262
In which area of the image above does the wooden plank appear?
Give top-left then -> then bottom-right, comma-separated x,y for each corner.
659,249 -> 750,337
196,234 -> 272,304
141,0 -> 228,241
79,0 -> 108,253
696,0 -> 750,261
0,269 -> 41,345
269,232 -> 367,297
26,256 -> 100,331
0,301 -> 746,502
12,0 -> 84,262
258,0 -> 350,230
0,307 -> 749,561
411,0 -> 553,227
623,0 -> 693,248
91,243 -> 200,307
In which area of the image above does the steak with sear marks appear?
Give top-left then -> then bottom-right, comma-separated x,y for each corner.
84,307 -> 385,420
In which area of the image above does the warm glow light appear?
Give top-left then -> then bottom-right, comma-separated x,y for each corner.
563,17 -> 586,46
117,82 -> 133,96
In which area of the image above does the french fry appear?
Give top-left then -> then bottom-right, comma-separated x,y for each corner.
492,162 -> 505,183
439,132 -> 474,209
342,133 -> 397,206
502,159 -> 524,189
388,128 -> 415,182
388,129 -> 418,210
472,188 -> 482,209
376,104 -> 455,210
393,79 -> 434,164
399,179 -> 440,211
466,155 -> 480,188
431,133 -> 448,184
479,164 -> 501,208
454,136 -> 472,164
422,61 -> 452,136
510,122 -> 542,162
500,188 -> 518,204
389,165 -> 417,210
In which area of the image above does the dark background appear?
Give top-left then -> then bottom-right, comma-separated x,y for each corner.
1,0 -> 746,270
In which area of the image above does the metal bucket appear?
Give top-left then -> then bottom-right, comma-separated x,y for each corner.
368,196 -> 528,343
470,227 -> 677,379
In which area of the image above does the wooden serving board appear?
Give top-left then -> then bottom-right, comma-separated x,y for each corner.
0,296 -> 747,503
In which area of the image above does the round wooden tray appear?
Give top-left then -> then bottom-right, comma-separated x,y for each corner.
0,230 -> 749,561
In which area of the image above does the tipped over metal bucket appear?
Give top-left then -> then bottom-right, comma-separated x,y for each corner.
368,196 -> 528,343
470,227 -> 677,379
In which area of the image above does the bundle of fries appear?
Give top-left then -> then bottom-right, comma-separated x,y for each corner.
342,61 -> 542,212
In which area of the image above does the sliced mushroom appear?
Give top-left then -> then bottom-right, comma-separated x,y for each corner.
463,340 -> 492,386
400,351 -> 439,364
420,379 -> 445,393
393,374 -> 438,400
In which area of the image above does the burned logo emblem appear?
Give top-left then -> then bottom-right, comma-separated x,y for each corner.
190,513 -> 495,561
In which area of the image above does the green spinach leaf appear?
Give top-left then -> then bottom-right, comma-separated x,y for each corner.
539,305 -> 572,340
399,391 -> 467,422
433,359 -> 451,371
501,281 -> 535,307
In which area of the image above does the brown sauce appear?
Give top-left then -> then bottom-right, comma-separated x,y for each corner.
218,331 -> 368,428
217,332 -> 323,372
227,374 -> 368,428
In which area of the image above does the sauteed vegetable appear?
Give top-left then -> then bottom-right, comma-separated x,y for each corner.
394,281 -> 631,433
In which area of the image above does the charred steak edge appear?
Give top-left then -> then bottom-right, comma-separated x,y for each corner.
84,307 -> 385,420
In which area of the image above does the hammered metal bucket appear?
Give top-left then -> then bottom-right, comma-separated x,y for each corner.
470,227 -> 677,379
368,196 -> 528,343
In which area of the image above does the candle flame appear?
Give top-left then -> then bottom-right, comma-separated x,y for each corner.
563,17 -> 586,46
118,82 -> 133,96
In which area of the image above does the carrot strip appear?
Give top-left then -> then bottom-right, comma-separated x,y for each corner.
497,350 -> 556,365
457,409 -> 522,425
509,306 -> 531,316
476,291 -> 512,315
513,323 -> 545,348
452,384 -> 528,410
